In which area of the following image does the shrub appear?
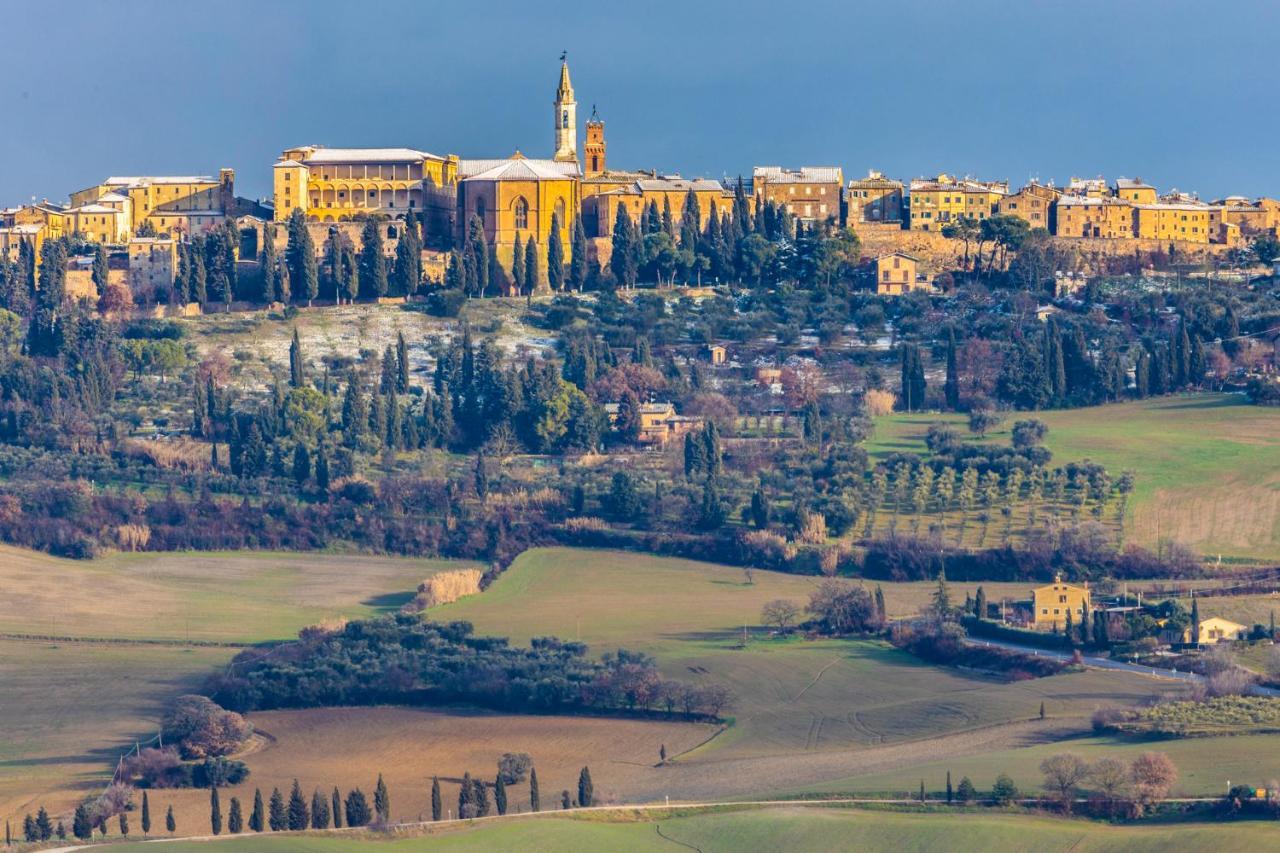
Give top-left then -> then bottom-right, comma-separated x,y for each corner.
402,568 -> 483,612
991,773 -> 1019,805
162,695 -> 252,759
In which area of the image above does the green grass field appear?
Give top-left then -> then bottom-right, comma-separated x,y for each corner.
866,394 -> 1280,562
0,547 -> 475,821
103,806 -> 1280,852
434,548 -> 1191,798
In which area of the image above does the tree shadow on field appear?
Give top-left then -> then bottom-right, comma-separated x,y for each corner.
661,629 -> 750,644
1149,396 -> 1243,411
362,591 -> 415,610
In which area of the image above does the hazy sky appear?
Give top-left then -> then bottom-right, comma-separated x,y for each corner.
4,0 -> 1278,204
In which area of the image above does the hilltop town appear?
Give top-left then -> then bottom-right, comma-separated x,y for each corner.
3,60 -> 1277,309
3,56 -> 1280,852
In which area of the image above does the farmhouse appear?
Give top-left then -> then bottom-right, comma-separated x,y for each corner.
603,401 -> 703,445
1032,575 -> 1091,630
1185,616 -> 1248,645
875,252 -> 930,296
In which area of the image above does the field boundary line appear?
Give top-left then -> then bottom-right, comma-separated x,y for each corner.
0,632 -> 252,649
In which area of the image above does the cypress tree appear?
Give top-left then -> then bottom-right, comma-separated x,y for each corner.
289,328 -> 304,388
91,242 -> 109,296
119,813 -> 129,837
396,331 -> 410,392
35,807 -> 51,840
524,237 -> 538,293
359,219 -> 388,298
393,216 -> 422,296
210,786 -> 222,835
547,211 -> 565,291
494,775 -> 508,816
875,585 -> 887,623
529,767 -> 540,812
947,770 -> 954,803
610,205 -> 637,289
260,225 -> 278,303
191,241 -> 208,305
975,586 -> 987,619
345,789 -> 371,827
340,244 -> 359,303
228,797 -> 243,834
431,777 -> 442,821
374,774 -> 390,823
311,789 -> 330,829
165,806 -> 175,834
1191,597 -> 1200,645
250,788 -> 264,832
285,209 -> 316,304
332,788 -> 343,829
511,234 -> 526,294
56,821 -> 66,840
141,790 -> 152,836
472,777 -> 489,817
578,767 -> 594,807
570,213 -> 588,291
287,779 -> 309,830
561,790 -> 571,810
458,772 -> 474,818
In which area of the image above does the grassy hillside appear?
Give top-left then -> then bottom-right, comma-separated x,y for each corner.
104,806 -> 1280,852
866,394 -> 1280,561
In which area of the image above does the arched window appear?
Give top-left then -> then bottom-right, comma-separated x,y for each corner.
514,197 -> 529,230
562,110 -> 569,129
554,198 -> 566,228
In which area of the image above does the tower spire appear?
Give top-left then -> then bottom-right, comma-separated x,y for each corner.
553,54 -> 578,164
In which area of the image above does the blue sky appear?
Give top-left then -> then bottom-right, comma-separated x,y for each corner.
3,0 -> 1278,204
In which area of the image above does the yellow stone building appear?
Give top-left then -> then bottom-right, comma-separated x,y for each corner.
1066,177 -> 1109,198
272,146 -> 458,235
1113,177 -> 1158,205
996,182 -> 1059,232
907,174 -> 1008,231
1184,616 -> 1247,645
874,252 -> 929,296
456,153 -> 580,290
70,171 -> 235,238
1054,195 -> 1134,239
752,166 -> 843,225
582,175 -> 728,239
1031,575 -> 1091,630
1132,202 -> 1211,243
846,170 -> 904,224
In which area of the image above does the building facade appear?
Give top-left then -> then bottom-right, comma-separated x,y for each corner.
874,252 -> 929,296
70,171 -> 235,238
996,182 -> 1059,232
907,175 -> 1007,230
752,166 -> 843,225
1054,196 -> 1134,239
846,170 -> 903,224
1032,576 -> 1091,630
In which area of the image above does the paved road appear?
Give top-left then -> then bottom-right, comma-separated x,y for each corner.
963,635 -> 1280,696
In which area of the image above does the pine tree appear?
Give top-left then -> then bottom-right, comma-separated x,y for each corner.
35,807 -> 51,840
374,774 -> 390,823
56,821 -> 65,840
570,214 -> 588,291
210,786 -> 222,835
269,787 -> 285,831
165,806 -> 175,834
494,775 -> 508,815
250,789 -> 264,832
529,767 -> 540,812
344,789 -> 370,827
431,777 -> 442,821
228,797 -> 243,834
287,779 -> 309,830
578,766 -> 594,807
547,212 -> 565,291
141,790 -> 151,835
73,805 -> 92,840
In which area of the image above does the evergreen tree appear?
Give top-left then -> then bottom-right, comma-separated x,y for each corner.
467,214 -> 489,295
269,787 -> 285,831
975,586 -> 987,619
610,205 -> 638,289
277,257 -> 291,304
473,778 -> 489,817
1191,597 -> 1200,645
899,344 -> 927,412
530,767 -> 541,812
875,585 -> 887,623
35,807 -> 51,840
260,225 -> 279,303
285,209 -> 317,304
374,774 -> 390,822
359,220 -> 388,298
431,777 -> 442,821
393,216 -> 422,295
547,211 -> 565,291
250,788 -> 264,832
474,450 -> 489,500
142,790 -> 152,835
292,442 -> 311,483
56,821 -> 66,840
396,331 -> 410,392
288,779 -> 308,830
570,213 -> 589,291
228,797 -> 243,834
511,234 -> 526,294
119,813 -> 129,837
91,243 -> 109,296
340,244 -> 359,303
73,805 -> 92,840
947,770 -> 954,803
210,786 -> 222,835
191,237 -> 208,305
494,774 -> 507,815
289,328 -> 305,388
458,772 -> 475,818
311,789 -> 330,829
578,767 -> 594,807
345,789 -> 370,827
750,486 -> 770,528
524,237 -> 538,292
561,790 -> 572,810
332,789 -> 343,829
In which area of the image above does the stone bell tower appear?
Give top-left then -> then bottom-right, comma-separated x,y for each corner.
553,55 -> 578,164
584,106 -> 605,177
